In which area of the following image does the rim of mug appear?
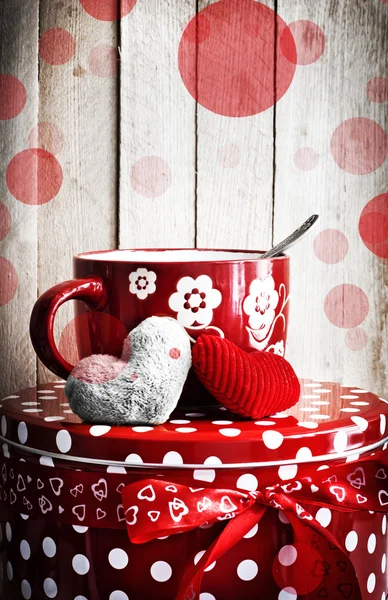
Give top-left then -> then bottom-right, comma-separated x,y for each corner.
75,248 -> 290,263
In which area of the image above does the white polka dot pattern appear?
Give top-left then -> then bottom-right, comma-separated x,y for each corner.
72,525 -> 88,534
56,430 -> 72,453
236,473 -> 258,491
278,545 -> 297,566
43,577 -> 57,598
278,464 -> 298,480
243,523 -> 259,539
162,451 -> 183,465
194,551 -> 216,571
278,588 -> 297,600
109,593 -> 129,600
72,554 -> 90,575
21,579 -> 31,599
43,537 -> 57,558
5,522 -> 12,542
108,548 -> 129,570
17,422 -> 28,444
150,560 -> 172,582
315,508 -> 332,528
367,533 -> 376,554
89,425 -> 111,437
0,379 -> 386,468
367,572 -> 376,593
237,559 -> 258,581
262,430 -> 283,449
6,561 -> 13,580
20,539 -> 30,560
345,530 -> 358,552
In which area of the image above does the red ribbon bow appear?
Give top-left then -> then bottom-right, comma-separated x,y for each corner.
122,458 -> 388,600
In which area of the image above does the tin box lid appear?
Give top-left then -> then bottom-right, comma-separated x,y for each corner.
0,379 -> 387,469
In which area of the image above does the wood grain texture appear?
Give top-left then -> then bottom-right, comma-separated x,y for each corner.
0,0 -> 39,397
119,0 -> 196,248
196,0 -> 275,251
275,0 -> 388,396
37,0 -> 118,383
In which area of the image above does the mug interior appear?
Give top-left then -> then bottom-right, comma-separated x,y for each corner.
77,249 -> 287,262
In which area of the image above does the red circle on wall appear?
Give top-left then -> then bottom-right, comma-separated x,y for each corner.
0,257 -> 18,306
178,0 -> 297,117
39,28 -> 76,65
324,284 -> 369,329
0,203 -> 12,241
80,0 -> 137,21
59,312 -> 128,367
0,74 -> 27,120
359,193 -> 388,259
6,149 -> 63,205
330,117 -> 388,175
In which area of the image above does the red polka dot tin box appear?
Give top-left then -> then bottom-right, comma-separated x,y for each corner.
0,379 -> 387,600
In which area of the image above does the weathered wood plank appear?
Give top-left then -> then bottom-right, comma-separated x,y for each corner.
37,0 -> 119,383
275,0 -> 388,396
0,0 -> 39,397
119,0 -> 196,248
196,0 -> 275,250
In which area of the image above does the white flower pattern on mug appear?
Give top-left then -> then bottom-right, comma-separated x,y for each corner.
129,268 -> 157,300
266,340 -> 285,356
168,275 -> 222,328
243,275 -> 279,342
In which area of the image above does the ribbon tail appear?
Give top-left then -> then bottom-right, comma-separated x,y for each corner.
176,503 -> 266,600
283,500 -> 362,600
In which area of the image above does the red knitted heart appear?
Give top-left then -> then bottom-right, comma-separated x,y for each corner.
192,335 -> 300,419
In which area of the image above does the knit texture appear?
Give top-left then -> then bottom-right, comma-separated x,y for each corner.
191,335 -> 300,418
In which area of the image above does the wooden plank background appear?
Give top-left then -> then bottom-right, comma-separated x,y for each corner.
0,0 -> 387,399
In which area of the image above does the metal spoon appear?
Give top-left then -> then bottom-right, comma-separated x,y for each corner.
261,214 -> 319,259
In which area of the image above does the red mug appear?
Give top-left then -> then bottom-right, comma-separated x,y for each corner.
30,249 -> 290,407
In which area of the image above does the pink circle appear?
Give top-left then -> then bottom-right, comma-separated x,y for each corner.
178,1 -> 296,117
324,284 -> 369,329
6,149 -> 63,205
0,203 -> 11,240
330,117 -> 388,175
59,312 -> 128,371
88,44 -> 118,77
39,28 -> 76,65
130,156 -> 172,198
28,122 -> 64,155
0,74 -> 27,120
281,20 -> 325,66
80,0 -> 137,21
313,229 -> 349,264
71,355 -> 128,384
218,144 -> 241,168
272,542 -> 323,594
294,147 -> 319,171
359,193 -> 388,259
0,258 -> 18,306
345,327 -> 368,351
367,77 -> 388,103
169,348 -> 181,360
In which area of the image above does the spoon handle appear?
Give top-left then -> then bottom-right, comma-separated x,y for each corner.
261,214 -> 319,259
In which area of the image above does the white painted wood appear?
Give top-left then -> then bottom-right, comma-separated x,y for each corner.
120,0 -> 196,248
196,0 -> 275,251
0,0 -> 39,397
37,0 -> 118,383
275,1 -> 388,397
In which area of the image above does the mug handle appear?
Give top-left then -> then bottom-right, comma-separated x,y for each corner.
30,277 -> 108,380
